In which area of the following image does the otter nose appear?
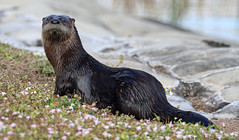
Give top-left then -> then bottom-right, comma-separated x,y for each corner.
51,19 -> 60,24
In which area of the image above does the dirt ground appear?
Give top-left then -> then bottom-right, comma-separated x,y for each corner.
213,119 -> 239,133
187,97 -> 239,133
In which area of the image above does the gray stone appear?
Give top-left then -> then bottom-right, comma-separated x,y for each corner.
0,14 -> 42,47
215,101 -> 239,115
0,35 -> 26,48
173,81 -> 208,97
212,113 -> 237,120
166,95 -> 196,112
172,57 -> 239,77
198,112 -> 214,120
205,93 -> 230,112
131,40 -> 207,61
213,101 -> 239,119
99,15 -> 175,37
221,86 -> 239,103
154,48 -> 239,66
201,67 -> 239,88
91,52 -> 178,87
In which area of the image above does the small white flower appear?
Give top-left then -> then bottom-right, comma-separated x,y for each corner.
12,112 -> 18,115
20,91 -> 29,95
5,109 -> 10,113
62,136 -> 67,140
165,136 -> 171,140
153,126 -> 157,131
20,133 -> 25,137
31,124 -> 37,128
56,108 -> 62,113
75,131 -> 81,136
136,126 -> 141,131
103,125 -> 110,129
7,131 -> 13,135
10,123 -> 16,128
102,131 -> 111,137
66,132 -> 71,136
1,92 -> 7,96
68,123 -> 75,128
26,115 -> 31,119
44,97 -> 49,101
49,109 -> 56,114
82,129 -> 90,136
221,123 -> 226,127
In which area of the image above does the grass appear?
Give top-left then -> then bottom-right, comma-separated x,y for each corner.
0,42 -> 238,140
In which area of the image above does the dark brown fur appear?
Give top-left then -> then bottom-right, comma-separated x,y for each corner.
42,15 -> 215,128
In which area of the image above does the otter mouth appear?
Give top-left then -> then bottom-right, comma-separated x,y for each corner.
42,25 -> 70,41
48,28 -> 61,35
43,28 -> 65,40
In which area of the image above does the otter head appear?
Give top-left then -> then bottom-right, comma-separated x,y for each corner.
42,15 -> 80,74
42,15 -> 75,42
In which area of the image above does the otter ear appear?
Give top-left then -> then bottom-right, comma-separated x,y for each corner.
42,17 -> 46,22
71,18 -> 75,25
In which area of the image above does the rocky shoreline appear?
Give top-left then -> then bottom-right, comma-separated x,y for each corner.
0,0 -> 238,120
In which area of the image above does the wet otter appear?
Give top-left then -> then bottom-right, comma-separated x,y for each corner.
42,15 -> 214,127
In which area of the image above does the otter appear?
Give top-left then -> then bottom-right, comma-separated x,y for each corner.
42,15 -> 215,127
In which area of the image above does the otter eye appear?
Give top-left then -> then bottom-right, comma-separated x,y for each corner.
61,18 -> 67,23
46,17 -> 51,22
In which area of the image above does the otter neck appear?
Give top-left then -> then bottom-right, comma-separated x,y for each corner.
43,31 -> 88,75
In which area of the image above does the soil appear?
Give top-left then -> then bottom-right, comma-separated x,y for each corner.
213,119 -> 239,133
186,97 -> 212,113
187,97 -> 239,133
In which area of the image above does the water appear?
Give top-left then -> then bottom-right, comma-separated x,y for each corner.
98,0 -> 239,43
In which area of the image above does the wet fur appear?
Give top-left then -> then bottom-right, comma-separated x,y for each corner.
42,15 -> 215,127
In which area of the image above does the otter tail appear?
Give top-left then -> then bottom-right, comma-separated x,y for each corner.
172,109 -> 216,128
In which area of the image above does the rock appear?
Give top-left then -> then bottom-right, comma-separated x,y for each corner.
172,57 -> 239,78
0,35 -> 26,48
173,81 -> 208,97
131,39 -> 207,61
167,95 -> 196,111
205,93 -> 230,112
153,48 -> 239,66
201,67 -> 239,88
79,33 -> 116,53
221,86 -> 239,103
212,113 -> 237,120
213,101 -> 239,119
215,101 -> 239,116
99,15 -> 175,37
0,14 -> 41,47
198,112 -> 214,120
91,52 -> 178,87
